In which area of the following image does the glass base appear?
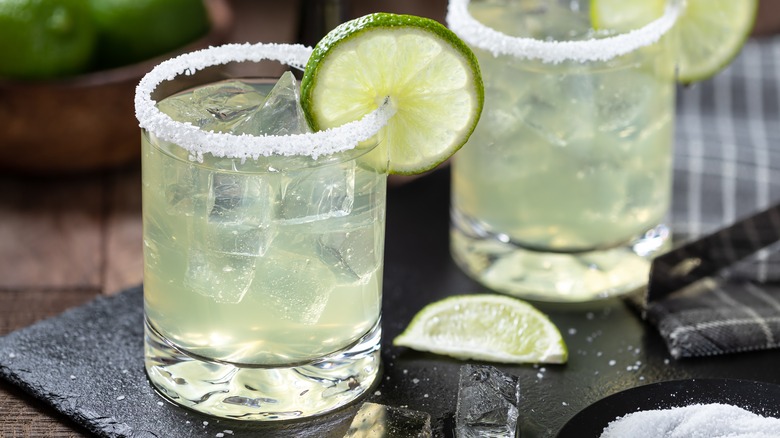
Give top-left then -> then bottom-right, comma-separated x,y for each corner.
144,318 -> 381,421
450,213 -> 671,303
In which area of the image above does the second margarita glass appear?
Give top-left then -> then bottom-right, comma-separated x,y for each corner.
448,0 -> 681,302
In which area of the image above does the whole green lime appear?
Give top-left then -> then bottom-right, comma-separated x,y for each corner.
89,0 -> 210,68
0,0 -> 96,79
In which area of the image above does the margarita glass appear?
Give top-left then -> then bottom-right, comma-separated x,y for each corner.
135,43 -> 393,420
447,0 -> 681,302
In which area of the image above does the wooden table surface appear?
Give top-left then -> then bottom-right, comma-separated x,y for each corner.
0,1 -> 445,436
3,0 -> 779,436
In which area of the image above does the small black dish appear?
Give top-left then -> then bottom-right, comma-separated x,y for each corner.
557,378 -> 780,438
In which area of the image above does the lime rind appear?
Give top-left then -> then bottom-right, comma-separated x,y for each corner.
0,0 -> 97,79
393,294 -> 568,364
301,13 -> 484,175
674,0 -> 758,83
590,0 -> 758,83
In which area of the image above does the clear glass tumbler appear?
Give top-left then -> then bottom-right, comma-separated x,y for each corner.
136,43 -> 389,420
448,0 -> 681,302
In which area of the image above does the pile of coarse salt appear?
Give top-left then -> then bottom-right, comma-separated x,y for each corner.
446,0 -> 683,63
134,42 -> 394,162
600,403 -> 780,438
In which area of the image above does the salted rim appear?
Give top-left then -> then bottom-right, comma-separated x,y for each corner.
446,0 -> 682,63
134,42 -> 394,160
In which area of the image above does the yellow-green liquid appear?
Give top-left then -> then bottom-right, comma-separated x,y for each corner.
142,82 -> 386,366
451,0 -> 675,300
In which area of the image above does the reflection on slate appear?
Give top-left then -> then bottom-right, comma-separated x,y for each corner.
455,365 -> 519,438
344,402 -> 432,437
0,286 -> 357,438
645,203 -> 780,358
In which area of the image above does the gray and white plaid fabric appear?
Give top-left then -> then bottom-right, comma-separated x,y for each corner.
644,200 -> 780,358
647,36 -> 780,358
648,278 -> 780,358
671,36 -> 780,239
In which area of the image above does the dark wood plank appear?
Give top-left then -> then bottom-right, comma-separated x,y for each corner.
0,289 -> 98,336
103,165 -> 143,296
0,175 -> 104,290
0,381 -> 88,438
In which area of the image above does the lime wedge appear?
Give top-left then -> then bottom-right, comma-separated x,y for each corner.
300,13 -> 484,175
591,0 -> 758,83
393,294 -> 568,364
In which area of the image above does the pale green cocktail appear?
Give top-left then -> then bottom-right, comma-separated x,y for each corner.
144,77 -> 385,367
448,0 -> 680,301
136,45 -> 390,420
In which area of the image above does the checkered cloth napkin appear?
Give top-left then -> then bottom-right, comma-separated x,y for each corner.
642,35 -> 780,359
643,197 -> 780,358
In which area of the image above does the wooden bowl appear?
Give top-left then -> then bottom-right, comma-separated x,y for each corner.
0,0 -> 233,174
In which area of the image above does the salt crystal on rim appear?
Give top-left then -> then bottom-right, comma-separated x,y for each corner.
446,0 -> 682,63
135,42 -> 394,160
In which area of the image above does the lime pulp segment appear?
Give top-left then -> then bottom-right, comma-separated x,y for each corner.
393,294 -> 568,364
672,0 -> 758,83
590,0 -> 758,83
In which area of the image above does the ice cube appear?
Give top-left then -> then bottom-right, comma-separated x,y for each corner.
210,173 -> 243,216
185,250 -> 257,304
278,161 -> 355,224
155,90 -> 211,126
157,80 -> 266,133
516,75 -> 595,147
344,402 -> 432,438
162,158 -> 208,217
206,173 -> 277,256
596,70 -> 654,136
316,222 -> 381,284
234,71 -> 311,136
196,81 -> 266,127
204,222 -> 276,258
250,248 -> 336,325
455,364 -> 520,438
478,58 -> 531,144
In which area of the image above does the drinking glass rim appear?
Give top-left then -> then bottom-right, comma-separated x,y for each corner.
134,42 -> 394,162
143,128 -> 384,173
446,0 -> 683,63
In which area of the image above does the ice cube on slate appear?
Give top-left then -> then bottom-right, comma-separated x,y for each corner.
456,364 -> 521,438
344,402 -> 432,438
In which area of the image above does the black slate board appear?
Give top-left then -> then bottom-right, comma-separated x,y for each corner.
3,168 -> 780,438
0,287 -> 361,438
558,379 -> 780,437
